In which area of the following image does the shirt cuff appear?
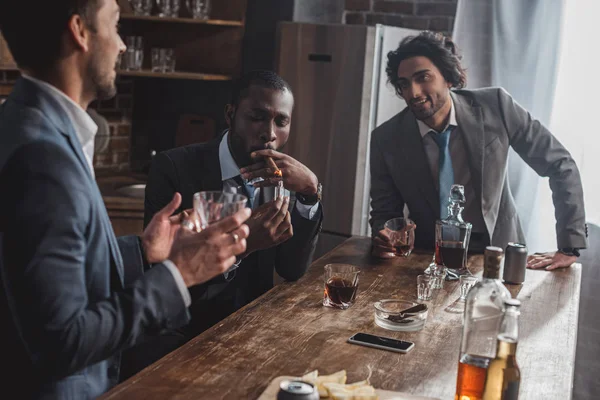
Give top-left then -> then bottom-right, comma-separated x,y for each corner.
161,259 -> 192,307
295,200 -> 320,220
221,256 -> 243,280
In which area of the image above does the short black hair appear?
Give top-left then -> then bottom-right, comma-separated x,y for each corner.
386,31 -> 467,97
230,70 -> 293,107
0,0 -> 101,72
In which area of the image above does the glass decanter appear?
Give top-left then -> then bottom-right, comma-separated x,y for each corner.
435,184 -> 472,277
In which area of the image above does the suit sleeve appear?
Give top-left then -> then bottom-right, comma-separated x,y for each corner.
144,152 -> 180,228
0,142 -> 189,380
497,88 -> 587,248
274,198 -> 322,281
117,235 -> 147,286
369,130 -> 406,237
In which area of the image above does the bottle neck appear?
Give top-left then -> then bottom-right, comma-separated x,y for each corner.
496,338 -> 518,359
482,265 -> 501,279
447,202 -> 465,222
496,306 -> 520,358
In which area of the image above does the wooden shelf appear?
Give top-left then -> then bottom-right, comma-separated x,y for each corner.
120,14 -> 243,27
117,69 -> 232,81
0,65 -> 18,71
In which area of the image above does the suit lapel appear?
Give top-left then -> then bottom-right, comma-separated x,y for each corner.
62,115 -> 126,286
451,91 -> 485,216
15,78 -> 126,285
199,137 -> 224,192
396,113 -> 439,215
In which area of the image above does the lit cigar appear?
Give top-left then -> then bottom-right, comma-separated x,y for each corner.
265,156 -> 282,177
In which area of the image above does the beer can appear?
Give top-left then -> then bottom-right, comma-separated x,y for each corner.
277,380 -> 319,400
503,242 -> 528,284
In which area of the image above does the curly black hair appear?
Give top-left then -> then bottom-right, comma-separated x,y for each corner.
386,31 -> 467,97
231,69 -> 293,106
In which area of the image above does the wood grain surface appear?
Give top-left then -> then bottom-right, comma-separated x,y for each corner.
101,237 -> 581,400
258,376 -> 439,400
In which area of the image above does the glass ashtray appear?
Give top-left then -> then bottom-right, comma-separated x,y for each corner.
374,299 -> 428,331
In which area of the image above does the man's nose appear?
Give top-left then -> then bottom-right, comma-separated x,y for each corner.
408,82 -> 422,99
260,121 -> 277,143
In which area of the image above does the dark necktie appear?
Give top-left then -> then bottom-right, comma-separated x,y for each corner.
232,175 -> 255,209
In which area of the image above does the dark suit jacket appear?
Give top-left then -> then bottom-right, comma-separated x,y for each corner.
0,78 -> 190,399
144,133 -> 322,335
370,88 -> 587,250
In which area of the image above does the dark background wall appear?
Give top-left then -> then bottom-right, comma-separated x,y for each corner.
77,0 -> 458,173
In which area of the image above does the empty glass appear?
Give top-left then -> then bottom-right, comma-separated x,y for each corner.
186,0 -> 211,19
130,0 -> 153,16
163,48 -> 175,72
323,264 -> 360,309
151,48 -> 176,73
445,275 -> 478,313
123,36 -> 144,71
417,274 -> 433,301
384,217 -> 416,257
193,191 -> 247,230
156,0 -> 181,17
431,263 -> 447,289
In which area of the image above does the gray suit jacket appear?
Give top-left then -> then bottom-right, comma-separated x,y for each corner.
0,78 -> 190,399
370,87 -> 587,250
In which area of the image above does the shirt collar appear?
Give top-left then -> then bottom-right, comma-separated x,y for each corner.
416,96 -> 457,138
21,74 -> 98,146
219,130 -> 242,181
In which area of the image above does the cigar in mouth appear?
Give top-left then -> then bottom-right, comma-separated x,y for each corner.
264,156 -> 282,177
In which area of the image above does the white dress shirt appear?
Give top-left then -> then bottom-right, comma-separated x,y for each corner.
22,75 -> 98,177
22,75 -> 191,307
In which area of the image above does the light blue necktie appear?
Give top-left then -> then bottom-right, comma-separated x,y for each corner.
431,126 -> 455,219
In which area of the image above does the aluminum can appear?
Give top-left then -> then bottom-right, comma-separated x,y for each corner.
503,242 -> 528,284
277,380 -> 319,400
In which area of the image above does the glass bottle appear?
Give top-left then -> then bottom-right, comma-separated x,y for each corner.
435,184 -> 473,276
482,299 -> 521,400
455,246 -> 512,400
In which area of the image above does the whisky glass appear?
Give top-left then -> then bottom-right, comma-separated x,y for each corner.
384,217 -> 416,257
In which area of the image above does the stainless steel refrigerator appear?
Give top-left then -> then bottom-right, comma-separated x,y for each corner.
276,22 -> 419,257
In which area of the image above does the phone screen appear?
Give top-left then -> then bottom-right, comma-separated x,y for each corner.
350,333 -> 414,351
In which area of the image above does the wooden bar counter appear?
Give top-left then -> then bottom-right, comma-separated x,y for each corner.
101,237 -> 581,399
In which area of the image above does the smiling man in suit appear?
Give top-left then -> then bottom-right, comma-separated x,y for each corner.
369,31 -> 587,270
0,0 -> 251,398
125,70 -> 322,378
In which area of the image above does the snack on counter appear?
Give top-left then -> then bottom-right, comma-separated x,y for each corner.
265,156 -> 283,177
300,370 -> 379,400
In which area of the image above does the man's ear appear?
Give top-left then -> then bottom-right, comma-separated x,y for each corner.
67,14 -> 91,52
224,104 -> 235,126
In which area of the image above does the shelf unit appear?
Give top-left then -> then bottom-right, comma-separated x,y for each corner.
116,69 -> 232,81
119,14 -> 243,27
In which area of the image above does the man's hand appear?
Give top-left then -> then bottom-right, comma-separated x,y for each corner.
371,229 -> 396,259
243,196 -> 293,256
527,251 -> 577,271
142,193 -> 189,264
169,208 -> 251,287
240,149 -> 318,196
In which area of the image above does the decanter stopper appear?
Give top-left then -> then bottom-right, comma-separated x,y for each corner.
449,184 -> 466,205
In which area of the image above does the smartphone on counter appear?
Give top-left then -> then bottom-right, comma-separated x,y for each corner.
348,332 -> 415,354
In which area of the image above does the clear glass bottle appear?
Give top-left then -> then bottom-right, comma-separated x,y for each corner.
455,246 -> 512,400
435,184 -> 473,276
482,299 -> 521,400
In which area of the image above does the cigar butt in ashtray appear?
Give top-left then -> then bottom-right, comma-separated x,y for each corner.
264,156 -> 282,177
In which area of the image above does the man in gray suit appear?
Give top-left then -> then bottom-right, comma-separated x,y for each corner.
370,31 -> 587,270
0,1 -> 250,398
